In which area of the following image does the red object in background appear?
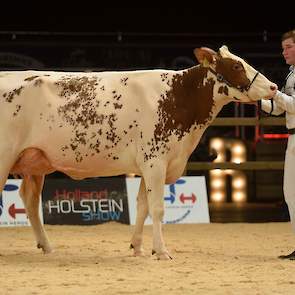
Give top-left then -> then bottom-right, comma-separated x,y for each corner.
179,193 -> 197,204
262,134 -> 289,139
8,204 -> 26,219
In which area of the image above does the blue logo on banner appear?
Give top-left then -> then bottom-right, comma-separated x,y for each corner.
166,210 -> 191,224
164,178 -> 186,204
4,184 -> 19,191
0,183 -> 19,217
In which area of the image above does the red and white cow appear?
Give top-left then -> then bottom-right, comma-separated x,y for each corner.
0,45 -> 277,259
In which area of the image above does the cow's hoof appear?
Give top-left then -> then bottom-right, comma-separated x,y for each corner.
37,243 -> 53,254
278,250 -> 295,260
157,252 -> 173,260
130,243 -> 145,257
152,249 -> 173,260
133,250 -> 145,257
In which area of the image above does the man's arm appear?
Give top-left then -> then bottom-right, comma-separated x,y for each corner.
272,90 -> 295,113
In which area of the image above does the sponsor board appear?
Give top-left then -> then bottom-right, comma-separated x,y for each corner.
126,176 -> 210,225
42,177 -> 130,225
0,179 -> 43,227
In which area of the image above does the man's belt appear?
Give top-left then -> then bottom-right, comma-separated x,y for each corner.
288,128 -> 295,135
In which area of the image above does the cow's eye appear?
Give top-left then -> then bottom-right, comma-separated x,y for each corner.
233,63 -> 243,71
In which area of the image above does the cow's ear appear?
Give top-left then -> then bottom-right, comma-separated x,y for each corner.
194,47 -> 217,67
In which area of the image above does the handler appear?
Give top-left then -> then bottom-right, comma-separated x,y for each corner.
260,29 -> 295,260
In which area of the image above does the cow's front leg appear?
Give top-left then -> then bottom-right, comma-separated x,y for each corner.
130,178 -> 148,256
20,175 -> 52,254
143,163 -> 172,260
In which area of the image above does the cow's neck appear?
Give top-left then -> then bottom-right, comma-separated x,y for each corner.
175,65 -> 231,157
155,65 -> 228,144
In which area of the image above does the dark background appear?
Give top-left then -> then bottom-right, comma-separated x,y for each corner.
0,3 -> 293,34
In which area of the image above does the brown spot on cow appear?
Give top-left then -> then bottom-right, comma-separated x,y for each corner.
34,79 -> 44,87
113,102 -> 123,109
55,75 -> 122,162
61,145 -> 69,152
224,86 -> 229,95
24,75 -> 39,82
5,86 -> 24,103
120,77 -> 128,86
73,130 -> 87,146
154,66 -> 215,145
218,85 -> 229,96
70,143 -> 78,151
161,73 -> 168,82
13,105 -> 21,116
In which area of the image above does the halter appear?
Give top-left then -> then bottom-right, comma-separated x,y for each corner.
208,67 -> 260,92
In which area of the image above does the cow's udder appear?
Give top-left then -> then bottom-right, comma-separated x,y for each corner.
10,148 -> 56,176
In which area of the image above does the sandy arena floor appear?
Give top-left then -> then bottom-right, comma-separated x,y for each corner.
1,222 -> 295,295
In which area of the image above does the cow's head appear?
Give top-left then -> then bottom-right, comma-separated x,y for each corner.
194,45 -> 277,102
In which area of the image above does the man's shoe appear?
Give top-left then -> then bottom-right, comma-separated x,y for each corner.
278,250 -> 295,260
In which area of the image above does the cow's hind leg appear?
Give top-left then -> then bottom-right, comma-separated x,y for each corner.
141,163 -> 172,260
19,175 -> 52,253
130,178 -> 148,256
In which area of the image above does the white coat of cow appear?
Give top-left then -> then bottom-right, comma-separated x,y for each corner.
0,46 -> 277,259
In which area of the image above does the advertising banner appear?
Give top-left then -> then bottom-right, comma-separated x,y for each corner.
42,177 -> 129,225
0,179 -> 43,227
126,176 -> 210,225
